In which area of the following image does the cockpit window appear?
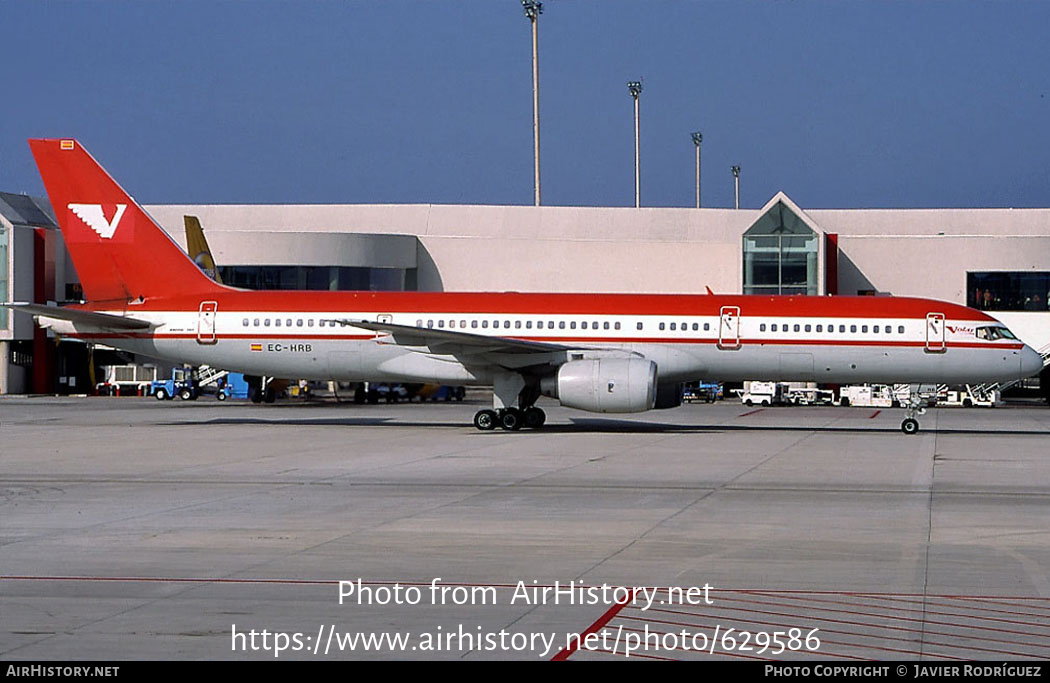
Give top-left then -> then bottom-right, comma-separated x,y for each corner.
977,326 -> 1018,341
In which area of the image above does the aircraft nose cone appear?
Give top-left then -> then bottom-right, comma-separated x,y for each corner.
1020,345 -> 1044,378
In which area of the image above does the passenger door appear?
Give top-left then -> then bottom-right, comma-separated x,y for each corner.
925,312 -> 946,353
718,306 -> 741,350
197,301 -> 218,345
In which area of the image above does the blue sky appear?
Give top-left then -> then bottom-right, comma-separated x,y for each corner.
3,1 -> 1049,209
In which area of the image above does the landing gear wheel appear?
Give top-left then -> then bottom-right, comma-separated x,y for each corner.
473,409 -> 498,431
901,417 -> 920,435
178,388 -> 194,401
264,388 -> 277,404
216,391 -> 227,402
155,388 -> 168,401
523,407 -> 546,429
499,408 -> 523,431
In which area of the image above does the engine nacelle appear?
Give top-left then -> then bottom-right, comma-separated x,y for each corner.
541,358 -> 657,413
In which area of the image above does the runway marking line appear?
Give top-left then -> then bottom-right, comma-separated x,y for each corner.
551,588 -> 637,661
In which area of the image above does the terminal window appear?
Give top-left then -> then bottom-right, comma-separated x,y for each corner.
968,272 -> 1050,311
742,200 -> 818,296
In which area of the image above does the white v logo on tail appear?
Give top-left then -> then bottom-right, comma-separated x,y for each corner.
68,203 -> 127,239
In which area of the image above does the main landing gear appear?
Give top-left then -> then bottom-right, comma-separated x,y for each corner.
474,372 -> 546,431
473,407 -> 546,431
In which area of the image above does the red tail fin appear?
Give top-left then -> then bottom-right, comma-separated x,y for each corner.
28,138 -> 225,304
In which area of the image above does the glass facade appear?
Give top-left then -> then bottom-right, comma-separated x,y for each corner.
743,201 -> 818,296
968,271 -> 1050,311
217,265 -> 415,292
0,224 -> 8,329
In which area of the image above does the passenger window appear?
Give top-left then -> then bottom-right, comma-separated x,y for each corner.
526,321 -> 532,329
559,321 -> 565,329
659,322 -> 666,331
427,320 -> 434,328
275,319 -> 282,327
850,324 -> 857,333
438,320 -> 445,328
614,322 -> 620,330
637,322 -> 643,330
581,321 -> 588,330
670,322 -> 676,331
604,322 -> 611,330
805,324 -> 811,332
503,321 -> 511,329
471,320 -> 478,329
254,318 -> 260,327
898,325 -> 905,334
320,319 -> 326,327
772,324 -> 778,332
308,319 -> 314,328
839,325 -> 845,333
760,324 -> 766,332
794,324 -> 800,332
265,319 -> 271,327
460,320 -> 467,328
515,320 -> 522,329
297,319 -> 303,327
570,321 -> 576,330
482,320 -> 488,328
816,324 -> 822,332
287,319 -> 292,327
416,319 -> 423,327
692,323 -> 698,331
704,323 -> 710,331
861,325 -> 868,333
242,318 -> 249,327
548,321 -> 555,329
681,321 -> 687,330
873,325 -> 879,333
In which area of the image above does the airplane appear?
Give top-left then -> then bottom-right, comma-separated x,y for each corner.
4,138 -> 1044,435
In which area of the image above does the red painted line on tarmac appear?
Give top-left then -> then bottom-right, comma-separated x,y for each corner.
869,410 -> 881,419
623,606 -> 1040,658
552,588 -> 637,661
740,590 -> 1050,623
0,575 -> 531,588
702,593 -> 1050,632
621,604 -> 1045,659
618,612 -> 962,660
642,600 -> 1044,643
738,408 -> 766,417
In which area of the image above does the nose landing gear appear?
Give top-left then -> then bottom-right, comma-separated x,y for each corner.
899,384 -> 933,435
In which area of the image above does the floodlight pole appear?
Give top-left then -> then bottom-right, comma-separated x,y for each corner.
628,81 -> 643,207
523,1 -> 542,206
731,165 -> 741,209
691,131 -> 703,208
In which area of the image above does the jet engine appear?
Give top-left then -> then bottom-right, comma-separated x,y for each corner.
540,358 -> 657,413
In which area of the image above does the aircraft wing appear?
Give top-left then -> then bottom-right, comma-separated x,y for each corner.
331,318 -> 582,356
2,302 -> 155,330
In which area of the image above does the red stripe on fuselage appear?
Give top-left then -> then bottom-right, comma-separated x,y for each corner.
63,332 -> 1024,351
70,292 -> 997,321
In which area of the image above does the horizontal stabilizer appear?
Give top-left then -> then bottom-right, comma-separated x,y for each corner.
1,302 -> 154,330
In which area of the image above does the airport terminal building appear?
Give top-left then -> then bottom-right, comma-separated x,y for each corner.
3,190 -> 1049,394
